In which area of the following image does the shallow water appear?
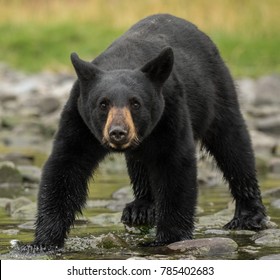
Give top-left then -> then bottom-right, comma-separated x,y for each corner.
0,152 -> 280,260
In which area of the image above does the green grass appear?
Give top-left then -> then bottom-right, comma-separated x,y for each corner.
0,21 -> 279,77
0,0 -> 279,77
212,32 -> 280,77
0,22 -> 123,72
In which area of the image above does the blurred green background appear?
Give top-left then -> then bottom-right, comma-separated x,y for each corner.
0,0 -> 279,77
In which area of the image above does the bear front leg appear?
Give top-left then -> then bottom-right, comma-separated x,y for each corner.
31,94 -> 107,251
146,147 -> 197,246
34,145 -> 105,250
122,155 -> 155,227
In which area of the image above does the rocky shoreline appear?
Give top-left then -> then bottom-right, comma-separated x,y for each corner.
0,64 -> 280,259
0,64 -> 279,178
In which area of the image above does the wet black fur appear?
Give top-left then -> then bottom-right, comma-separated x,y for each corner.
33,14 -> 267,248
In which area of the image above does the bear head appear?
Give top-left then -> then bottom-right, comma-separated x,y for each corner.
70,47 -> 174,151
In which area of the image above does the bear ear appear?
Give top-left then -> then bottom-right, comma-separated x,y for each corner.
70,52 -> 103,81
140,47 -> 174,85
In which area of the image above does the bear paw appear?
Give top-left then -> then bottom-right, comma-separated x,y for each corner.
121,199 -> 156,226
224,212 -> 269,231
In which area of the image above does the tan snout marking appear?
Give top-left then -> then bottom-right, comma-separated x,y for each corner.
103,107 -> 138,149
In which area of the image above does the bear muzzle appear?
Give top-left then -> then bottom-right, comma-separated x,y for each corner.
109,125 -> 129,145
103,107 -> 139,150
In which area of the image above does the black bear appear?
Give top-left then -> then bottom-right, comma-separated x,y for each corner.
33,14 -> 267,249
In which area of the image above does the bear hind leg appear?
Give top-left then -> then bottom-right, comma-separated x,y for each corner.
202,114 -> 268,231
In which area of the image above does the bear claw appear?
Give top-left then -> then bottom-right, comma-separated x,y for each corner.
224,213 -> 268,231
121,199 -> 156,226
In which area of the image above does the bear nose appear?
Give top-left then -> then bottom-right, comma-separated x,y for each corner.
109,126 -> 128,144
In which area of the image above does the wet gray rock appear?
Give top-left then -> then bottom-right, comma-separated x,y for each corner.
126,257 -> 148,260
112,186 -> 132,200
239,245 -> 260,255
202,227 -> 255,237
0,198 -> 11,208
259,254 -> 280,260
250,130 -> 277,156
0,153 -> 34,165
98,154 -> 127,174
204,229 -> 230,235
251,229 -> 280,247
167,237 -> 238,256
0,76 -> 40,97
37,96 -> 61,115
17,165 -> 41,183
271,199 -> 280,209
248,106 -> 280,118
89,212 -> 122,226
87,186 -> 133,212
86,199 -> 114,208
65,233 -> 128,251
18,221 -> 35,230
107,200 -> 130,212
198,208 -> 233,228
65,236 -> 98,251
254,75 -> 280,106
256,115 -> 280,135
11,202 -> 36,220
229,230 -> 256,236
268,158 -> 280,175
5,197 -> 32,216
0,161 -> 22,187
96,233 -> 128,249
0,69 -> 74,152
1,229 -> 19,235
263,187 -> 280,198
197,159 -> 221,187
108,186 -> 133,211
236,78 -> 257,106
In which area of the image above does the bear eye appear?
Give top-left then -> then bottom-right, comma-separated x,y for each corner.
99,99 -> 109,111
130,99 -> 141,110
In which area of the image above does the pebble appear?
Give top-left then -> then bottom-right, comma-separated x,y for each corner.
204,229 -> 230,235
11,202 -> 37,220
17,165 -> 41,183
259,254 -> 280,260
65,233 -> 128,252
96,233 -> 128,249
251,229 -> 280,247
0,161 -> 22,186
0,153 -> 34,165
89,212 -> 122,226
250,130 -> 277,156
198,209 -> 233,228
236,78 -> 257,105
112,185 -> 132,200
268,158 -> 280,175
255,75 -> 280,106
271,199 -> 280,209
167,237 -> 238,256
0,198 -> 12,208
1,229 -> 19,235
5,197 -> 33,216
18,221 -> 35,230
256,115 -> 280,135
263,187 -> 280,198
